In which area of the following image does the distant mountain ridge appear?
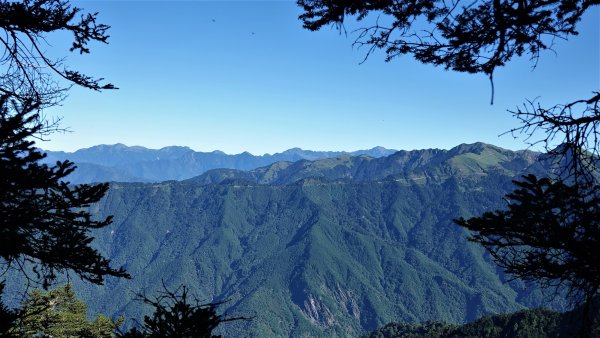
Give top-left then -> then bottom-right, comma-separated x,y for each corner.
41,144 -> 399,183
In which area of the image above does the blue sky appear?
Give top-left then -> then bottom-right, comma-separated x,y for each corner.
42,1 -> 599,155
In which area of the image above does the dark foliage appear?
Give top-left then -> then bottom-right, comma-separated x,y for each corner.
297,0 -> 596,88
0,0 -> 116,106
366,308 -> 566,338
456,174 -> 600,304
0,95 -> 129,288
365,320 -> 457,338
0,0 -> 127,292
456,174 -> 600,334
119,285 -> 248,338
0,0 -> 125,335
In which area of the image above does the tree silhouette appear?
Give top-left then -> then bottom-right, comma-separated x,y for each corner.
506,92 -> 600,180
0,2 -> 130,334
0,0 -> 116,107
118,284 -> 249,338
0,0 -> 128,286
0,95 -> 129,288
455,174 -> 600,306
296,0 -> 600,331
0,2 -> 247,336
297,0 -> 596,104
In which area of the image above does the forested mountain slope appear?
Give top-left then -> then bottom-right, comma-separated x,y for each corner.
10,143 -> 566,337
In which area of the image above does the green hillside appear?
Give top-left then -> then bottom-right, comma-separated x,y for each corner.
4,143 -> 567,336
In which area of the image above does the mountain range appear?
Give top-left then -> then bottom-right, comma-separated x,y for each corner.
41,144 -> 398,183
7,142 -> 568,337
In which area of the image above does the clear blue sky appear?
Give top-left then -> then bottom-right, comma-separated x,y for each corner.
42,1 -> 599,155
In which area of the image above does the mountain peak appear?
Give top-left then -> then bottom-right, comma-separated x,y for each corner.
86,143 -> 148,151
449,142 -> 504,155
159,145 -> 192,152
281,147 -> 305,155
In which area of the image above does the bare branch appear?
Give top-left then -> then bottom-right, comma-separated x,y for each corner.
298,0 -> 596,99
0,0 -> 116,108
503,92 -> 600,181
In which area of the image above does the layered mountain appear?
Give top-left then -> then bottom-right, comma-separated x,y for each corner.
9,143 -> 566,337
40,144 -> 398,183
190,142 -> 542,185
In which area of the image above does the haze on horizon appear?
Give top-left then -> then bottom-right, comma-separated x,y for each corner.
42,1 -> 599,155
42,141 -> 529,158
44,142 -> 399,157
